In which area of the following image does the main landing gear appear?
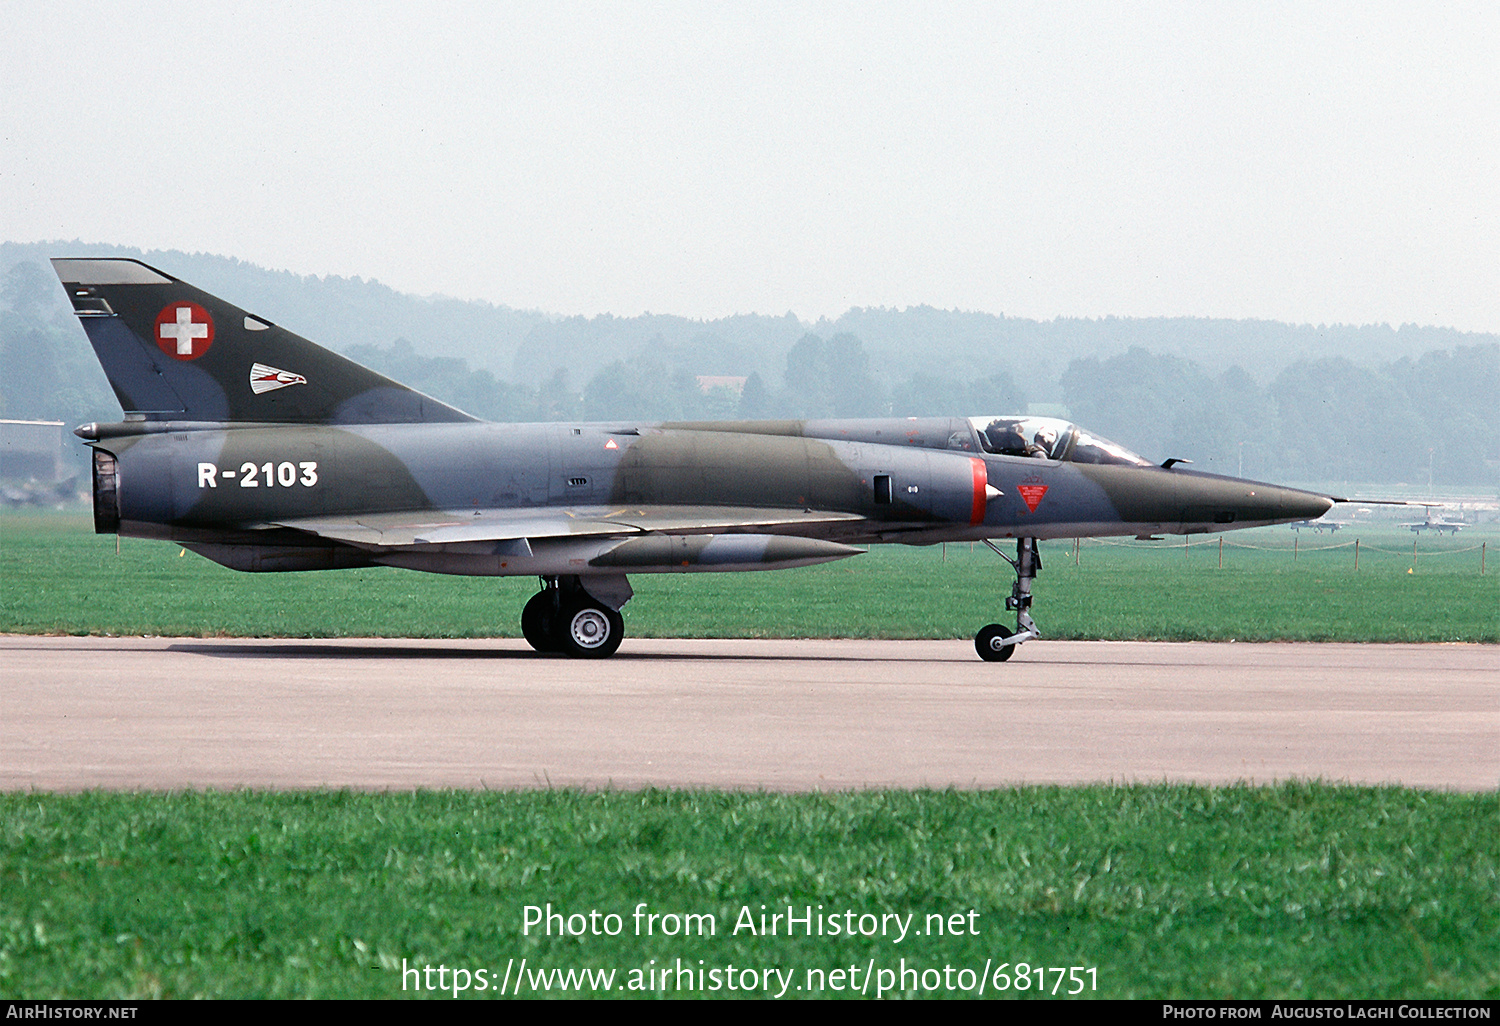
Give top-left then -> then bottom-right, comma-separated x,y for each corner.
975,537 -> 1040,662
521,575 -> 627,658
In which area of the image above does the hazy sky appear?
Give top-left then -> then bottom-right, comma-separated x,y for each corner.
5,2 -> 1500,330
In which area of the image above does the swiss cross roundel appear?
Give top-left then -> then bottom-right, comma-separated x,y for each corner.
154,303 -> 215,360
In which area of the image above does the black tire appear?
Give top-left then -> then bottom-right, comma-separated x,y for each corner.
975,623 -> 1016,662
521,590 -> 559,653
558,600 -> 624,658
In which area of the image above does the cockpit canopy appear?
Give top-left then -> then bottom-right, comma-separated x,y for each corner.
968,416 -> 1153,467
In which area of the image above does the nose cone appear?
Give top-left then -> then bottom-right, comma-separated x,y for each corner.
1238,483 -> 1335,526
1285,489 -> 1336,522
1175,471 -> 1337,528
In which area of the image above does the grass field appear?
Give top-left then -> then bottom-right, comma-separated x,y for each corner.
2,786 -> 1496,1000
2,510 -> 1495,642
4,512 -> 1496,1000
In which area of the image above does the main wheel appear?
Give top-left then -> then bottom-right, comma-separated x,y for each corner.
975,623 -> 1016,662
558,600 -> 624,658
521,590 -> 560,653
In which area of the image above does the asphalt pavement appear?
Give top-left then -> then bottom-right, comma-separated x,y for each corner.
2,636 -> 1494,791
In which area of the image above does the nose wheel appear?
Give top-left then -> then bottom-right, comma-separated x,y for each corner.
975,623 -> 1016,661
975,537 -> 1040,662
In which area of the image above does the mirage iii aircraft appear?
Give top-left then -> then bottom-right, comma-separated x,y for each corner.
53,258 -> 1336,660
1401,505 -> 1466,535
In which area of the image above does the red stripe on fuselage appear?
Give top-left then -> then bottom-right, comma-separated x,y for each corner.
970,457 -> 987,525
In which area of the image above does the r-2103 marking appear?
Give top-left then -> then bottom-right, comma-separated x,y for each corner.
197,461 -> 318,488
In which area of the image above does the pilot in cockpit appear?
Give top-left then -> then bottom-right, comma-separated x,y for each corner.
1028,426 -> 1056,458
984,421 -> 1029,456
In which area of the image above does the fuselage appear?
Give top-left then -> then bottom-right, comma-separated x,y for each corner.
89,415 -> 1334,576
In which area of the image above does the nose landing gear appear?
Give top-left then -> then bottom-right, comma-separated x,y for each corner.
975,537 -> 1040,662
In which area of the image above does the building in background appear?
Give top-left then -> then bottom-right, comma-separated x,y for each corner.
0,419 -> 78,507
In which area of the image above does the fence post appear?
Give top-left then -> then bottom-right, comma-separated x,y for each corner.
1483,541 -> 1487,576
1294,536 -> 1298,562
1354,538 -> 1359,572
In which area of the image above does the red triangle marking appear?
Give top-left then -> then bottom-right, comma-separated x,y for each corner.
1017,484 -> 1048,512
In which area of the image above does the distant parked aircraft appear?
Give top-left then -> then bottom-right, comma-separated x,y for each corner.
1401,506 -> 1466,535
1288,517 -> 1347,533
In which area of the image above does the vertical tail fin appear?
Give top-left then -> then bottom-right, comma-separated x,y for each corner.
52,258 -> 475,425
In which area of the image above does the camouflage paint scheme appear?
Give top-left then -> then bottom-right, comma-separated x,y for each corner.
54,258 -> 1335,659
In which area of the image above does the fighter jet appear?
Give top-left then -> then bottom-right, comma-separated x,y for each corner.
1401,505 -> 1466,534
52,258 -> 1337,661
1288,517 -> 1346,533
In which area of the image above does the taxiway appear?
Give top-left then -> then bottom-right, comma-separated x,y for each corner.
2,636 -> 1494,791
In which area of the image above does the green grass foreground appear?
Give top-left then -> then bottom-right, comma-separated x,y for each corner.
1,511 -> 1496,642
1,786 -> 1496,999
